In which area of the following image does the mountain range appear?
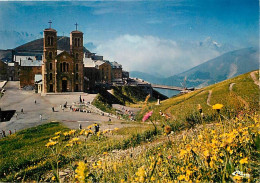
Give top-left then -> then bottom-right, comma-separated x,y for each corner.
130,47 -> 259,88
0,36 -> 90,62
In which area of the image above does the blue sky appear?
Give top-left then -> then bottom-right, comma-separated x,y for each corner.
0,0 -> 258,76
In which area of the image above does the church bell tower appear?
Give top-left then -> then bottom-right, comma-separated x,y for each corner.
70,23 -> 84,92
42,20 -> 57,93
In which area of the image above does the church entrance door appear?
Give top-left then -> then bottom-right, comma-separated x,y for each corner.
62,80 -> 67,92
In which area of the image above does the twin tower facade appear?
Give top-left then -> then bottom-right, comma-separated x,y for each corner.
42,28 -> 84,93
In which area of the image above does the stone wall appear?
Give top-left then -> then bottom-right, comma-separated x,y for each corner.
0,61 -> 7,80
20,66 -> 42,88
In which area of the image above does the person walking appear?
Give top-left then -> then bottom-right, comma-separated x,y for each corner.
9,130 -> 12,135
21,108 -> 24,114
52,107 -> 55,112
40,114 -> 42,121
79,124 -> 82,130
34,99 -> 37,104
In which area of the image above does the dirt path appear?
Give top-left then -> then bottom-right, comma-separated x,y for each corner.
206,90 -> 212,106
229,83 -> 236,91
250,71 -> 259,87
229,82 -> 249,109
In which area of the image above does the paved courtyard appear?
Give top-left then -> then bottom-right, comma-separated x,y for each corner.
0,81 -> 128,133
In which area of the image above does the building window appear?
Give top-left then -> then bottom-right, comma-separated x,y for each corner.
74,38 -> 77,47
49,62 -> 52,70
76,73 -> 79,80
49,52 -> 53,59
76,53 -> 79,59
76,84 -> 79,92
76,64 -> 78,71
67,63 -> 69,72
60,63 -> 62,72
49,84 -> 53,92
48,36 -> 53,46
50,73 -> 52,80
63,62 -> 66,72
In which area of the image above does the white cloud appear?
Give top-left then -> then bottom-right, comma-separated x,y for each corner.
94,34 -> 221,77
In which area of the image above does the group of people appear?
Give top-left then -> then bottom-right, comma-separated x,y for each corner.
0,129 -> 16,138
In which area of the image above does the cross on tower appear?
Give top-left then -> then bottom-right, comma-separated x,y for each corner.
75,23 -> 78,31
48,20 -> 52,28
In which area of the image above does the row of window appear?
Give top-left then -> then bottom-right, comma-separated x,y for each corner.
47,36 -> 82,47
48,72 -> 80,80
48,62 -> 79,72
74,37 -> 81,47
48,84 -> 80,92
46,52 -> 80,59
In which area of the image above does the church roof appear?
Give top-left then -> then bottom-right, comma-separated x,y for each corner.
83,58 -> 96,67
110,61 -> 122,69
95,60 -> 105,66
55,50 -> 73,59
44,28 -> 57,32
20,60 -> 42,67
71,30 -> 83,34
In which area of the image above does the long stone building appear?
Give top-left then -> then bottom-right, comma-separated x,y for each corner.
0,24 -> 129,93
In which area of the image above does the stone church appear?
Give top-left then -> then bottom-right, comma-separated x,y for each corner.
42,26 -> 84,93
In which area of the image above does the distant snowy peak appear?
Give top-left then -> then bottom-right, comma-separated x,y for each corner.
199,37 -> 236,53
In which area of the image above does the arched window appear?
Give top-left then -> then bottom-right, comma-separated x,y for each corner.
49,63 -> 52,70
60,63 -> 62,72
76,64 -> 78,71
47,36 -> 51,46
63,62 -> 66,72
76,73 -> 79,80
50,73 -> 52,80
74,38 -> 77,46
50,37 -> 53,46
77,38 -> 80,47
47,36 -> 54,46
49,52 -> 53,59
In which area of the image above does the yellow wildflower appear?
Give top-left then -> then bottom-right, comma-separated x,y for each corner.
103,152 -> 108,155
65,143 -> 73,147
55,131 -> 61,135
79,129 -> 85,135
151,176 -> 156,181
203,150 -> 209,157
69,129 -> 76,135
135,166 -> 146,183
51,176 -> 56,181
239,157 -> 248,164
75,161 -> 87,183
52,136 -> 60,140
179,149 -> 187,157
114,127 -> 119,131
45,141 -> 57,148
212,104 -> 224,110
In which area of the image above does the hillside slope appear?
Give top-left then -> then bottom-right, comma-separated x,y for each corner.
0,71 -> 259,182
137,70 -> 259,123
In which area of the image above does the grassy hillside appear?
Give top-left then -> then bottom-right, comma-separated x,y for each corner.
92,86 -> 167,113
0,71 -> 259,182
137,71 -> 259,125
